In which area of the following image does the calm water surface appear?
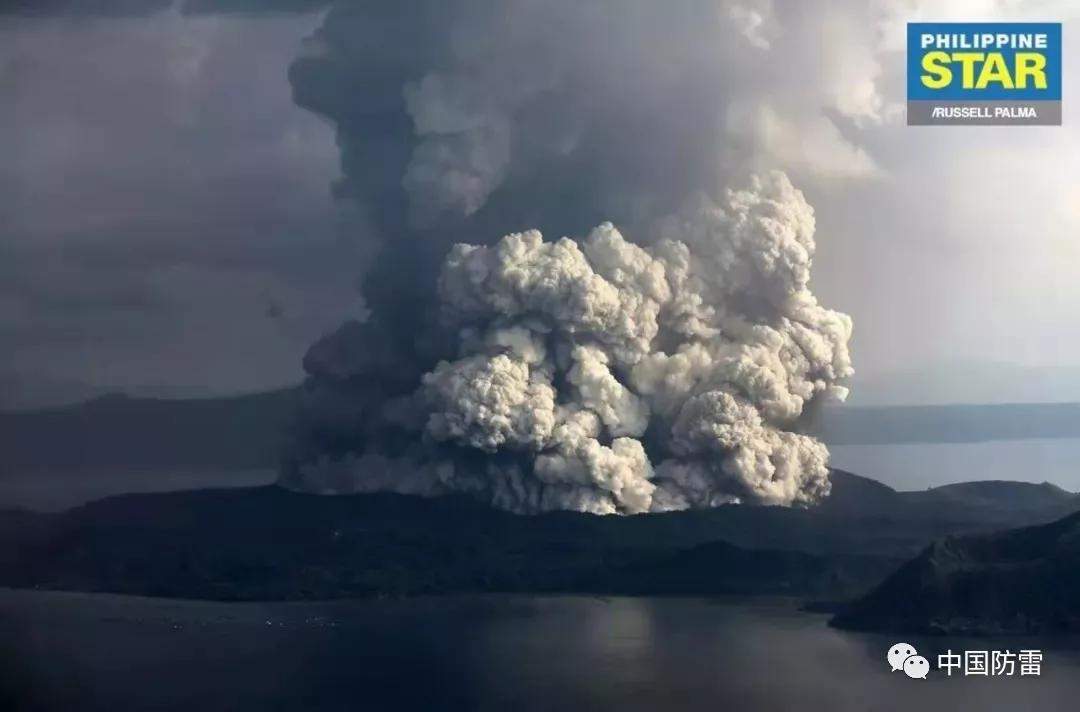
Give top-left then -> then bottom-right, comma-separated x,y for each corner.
2,590 -> 1079,712
829,438 -> 1080,492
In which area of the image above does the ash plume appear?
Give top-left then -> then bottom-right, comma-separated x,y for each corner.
280,0 -> 861,513
286,173 -> 851,513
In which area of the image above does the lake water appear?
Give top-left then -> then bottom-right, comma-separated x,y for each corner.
3,590 -> 1080,712
828,438 -> 1080,492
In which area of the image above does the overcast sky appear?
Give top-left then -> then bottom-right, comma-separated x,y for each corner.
2,0 -> 1079,408
1,7 -> 362,407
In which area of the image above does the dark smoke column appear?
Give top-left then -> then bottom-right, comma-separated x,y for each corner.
280,2 -> 852,513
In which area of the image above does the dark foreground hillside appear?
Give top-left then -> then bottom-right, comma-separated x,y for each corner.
833,509 -> 1080,635
1,471 -> 1076,603
0,486 -> 890,601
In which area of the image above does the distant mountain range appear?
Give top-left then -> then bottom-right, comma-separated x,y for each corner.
2,471 -> 1077,605
6,392 -> 1080,481
0,389 -> 298,472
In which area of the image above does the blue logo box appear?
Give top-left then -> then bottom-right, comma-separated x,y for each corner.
907,22 -> 1061,101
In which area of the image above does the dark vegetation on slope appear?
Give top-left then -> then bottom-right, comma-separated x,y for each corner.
833,509 -> 1080,635
1,471 -> 1075,604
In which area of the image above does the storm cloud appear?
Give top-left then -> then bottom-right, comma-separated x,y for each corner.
0,7 -> 355,407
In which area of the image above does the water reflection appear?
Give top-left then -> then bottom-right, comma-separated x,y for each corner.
2,590 -> 1080,712
828,438 -> 1080,492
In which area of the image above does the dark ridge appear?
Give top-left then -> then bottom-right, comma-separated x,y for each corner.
832,509 -> 1080,635
2,471 -> 1077,604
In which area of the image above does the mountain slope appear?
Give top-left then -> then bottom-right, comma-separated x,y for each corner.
0,485 -> 894,600
832,510 -> 1080,634
821,470 -> 1078,524
2,472 -> 1077,603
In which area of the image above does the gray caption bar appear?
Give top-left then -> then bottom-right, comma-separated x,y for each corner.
908,100 -> 1061,126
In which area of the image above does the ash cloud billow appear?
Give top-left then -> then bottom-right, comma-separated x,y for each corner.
287,172 -> 851,513
280,1 -> 856,514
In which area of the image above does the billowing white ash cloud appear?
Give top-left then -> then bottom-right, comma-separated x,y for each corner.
276,1 -> 871,513
288,172 -> 852,514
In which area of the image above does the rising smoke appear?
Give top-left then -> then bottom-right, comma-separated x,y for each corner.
286,172 -> 851,513
280,0 -> 860,513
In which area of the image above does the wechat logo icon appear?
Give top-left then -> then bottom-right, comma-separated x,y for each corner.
887,643 -> 929,679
